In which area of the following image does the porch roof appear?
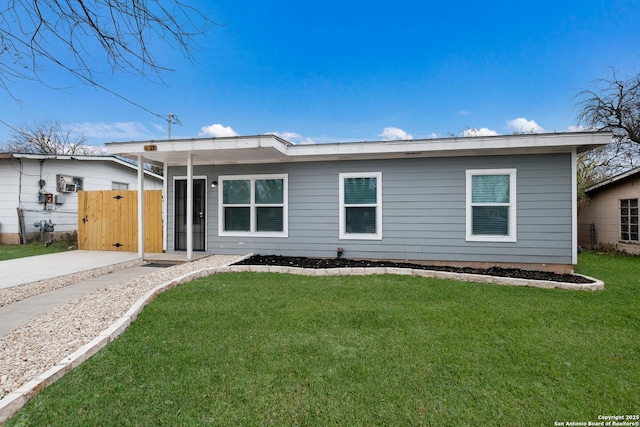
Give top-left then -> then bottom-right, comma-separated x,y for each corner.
105,131 -> 612,167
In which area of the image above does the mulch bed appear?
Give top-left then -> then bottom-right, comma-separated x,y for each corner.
234,255 -> 595,284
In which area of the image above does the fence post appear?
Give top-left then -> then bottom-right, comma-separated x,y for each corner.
16,208 -> 25,245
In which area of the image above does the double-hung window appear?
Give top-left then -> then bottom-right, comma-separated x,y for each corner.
620,199 -> 639,242
466,169 -> 517,242
219,174 -> 288,237
339,172 -> 382,240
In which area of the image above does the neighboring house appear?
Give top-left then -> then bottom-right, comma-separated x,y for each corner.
0,153 -> 163,244
106,131 -> 610,273
578,167 -> 640,255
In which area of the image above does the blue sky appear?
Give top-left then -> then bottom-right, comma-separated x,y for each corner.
1,0 -> 639,147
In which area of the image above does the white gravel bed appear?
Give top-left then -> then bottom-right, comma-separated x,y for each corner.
0,259 -> 145,308
0,255 -> 243,401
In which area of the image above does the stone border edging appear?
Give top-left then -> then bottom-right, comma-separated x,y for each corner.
0,260 -> 603,424
0,254 -> 255,425
226,265 -> 604,291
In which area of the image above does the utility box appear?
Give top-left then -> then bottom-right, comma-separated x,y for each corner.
55,194 -> 66,205
39,193 -> 54,204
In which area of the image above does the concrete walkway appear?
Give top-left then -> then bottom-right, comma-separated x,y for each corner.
0,250 -> 206,340
0,251 -> 140,290
0,264 -> 166,338
0,250 -> 216,340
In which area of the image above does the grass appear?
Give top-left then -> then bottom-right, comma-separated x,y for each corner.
0,242 -> 73,261
6,251 -> 640,426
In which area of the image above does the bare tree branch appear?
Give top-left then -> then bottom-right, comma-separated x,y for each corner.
3,120 -> 102,155
0,1 -> 214,112
575,68 -> 640,178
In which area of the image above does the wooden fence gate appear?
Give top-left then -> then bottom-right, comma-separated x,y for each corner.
78,190 -> 163,252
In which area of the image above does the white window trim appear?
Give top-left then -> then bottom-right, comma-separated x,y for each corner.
339,172 -> 383,240
465,169 -> 517,243
619,198 -> 639,243
218,174 -> 288,238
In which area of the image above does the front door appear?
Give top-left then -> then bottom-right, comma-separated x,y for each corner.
174,178 -> 206,251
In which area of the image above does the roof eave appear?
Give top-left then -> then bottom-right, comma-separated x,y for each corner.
105,131 -> 612,166
585,166 -> 640,194
0,153 -> 164,181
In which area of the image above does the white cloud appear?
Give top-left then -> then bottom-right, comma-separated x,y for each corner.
199,123 -> 239,137
461,127 -> 499,137
297,137 -> 317,145
505,118 -> 545,134
379,127 -> 413,141
68,122 -> 157,140
568,124 -> 597,132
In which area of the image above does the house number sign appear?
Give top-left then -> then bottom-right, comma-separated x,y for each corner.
144,145 -> 158,151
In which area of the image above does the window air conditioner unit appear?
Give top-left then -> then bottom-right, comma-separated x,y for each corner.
57,174 -> 81,193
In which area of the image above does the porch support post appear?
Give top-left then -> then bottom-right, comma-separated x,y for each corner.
571,149 -> 578,266
162,162 -> 168,252
186,153 -> 193,261
137,156 -> 145,260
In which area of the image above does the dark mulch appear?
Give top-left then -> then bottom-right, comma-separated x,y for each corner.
233,255 -> 595,284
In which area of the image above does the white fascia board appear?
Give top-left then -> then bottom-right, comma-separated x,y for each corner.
105,132 -> 611,165
5,153 -> 60,160
106,136 -> 291,167
287,132 -> 612,160
182,136 -> 272,151
106,135 -> 286,155
7,153 -> 91,161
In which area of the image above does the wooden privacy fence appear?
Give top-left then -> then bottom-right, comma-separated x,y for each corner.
78,190 -> 163,252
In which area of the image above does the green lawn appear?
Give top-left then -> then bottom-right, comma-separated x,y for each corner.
0,242 -> 73,261
6,251 -> 640,426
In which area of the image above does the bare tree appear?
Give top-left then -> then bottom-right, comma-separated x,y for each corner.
0,0 -> 212,111
3,120 -> 102,155
575,69 -> 640,177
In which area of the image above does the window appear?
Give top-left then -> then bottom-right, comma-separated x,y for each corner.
339,172 -> 382,240
466,169 -> 517,242
620,199 -> 639,242
219,174 -> 288,237
112,182 -> 129,190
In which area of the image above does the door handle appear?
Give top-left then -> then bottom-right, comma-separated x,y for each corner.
199,211 -> 204,219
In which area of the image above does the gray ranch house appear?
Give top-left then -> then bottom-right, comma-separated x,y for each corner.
106,131 -> 610,273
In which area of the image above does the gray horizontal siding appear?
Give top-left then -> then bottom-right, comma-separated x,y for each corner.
166,153 -> 574,265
